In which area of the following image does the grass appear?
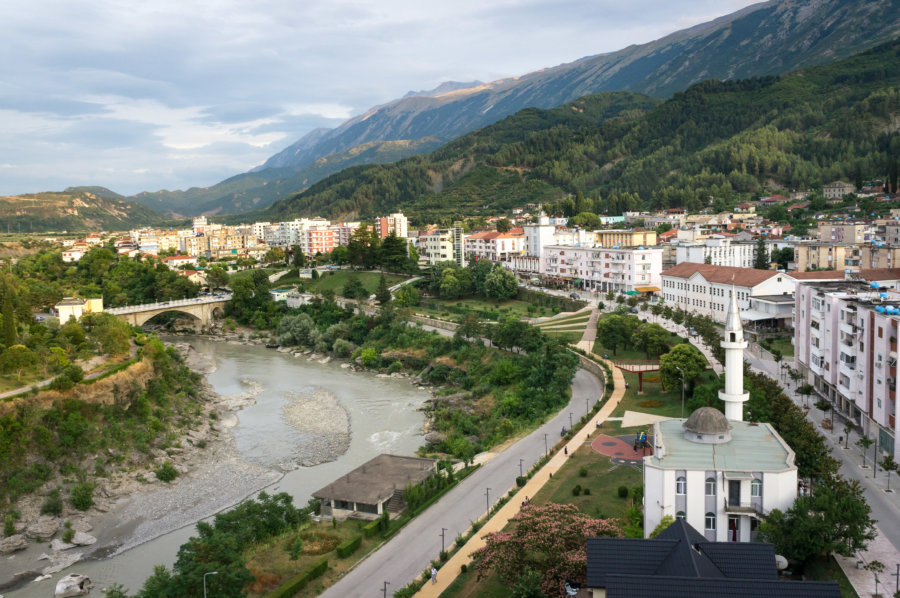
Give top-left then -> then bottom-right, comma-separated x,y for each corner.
540,330 -> 584,343
765,337 -> 795,357
284,270 -> 408,295
534,445 -> 641,520
0,371 -> 48,393
415,297 -> 545,321
535,313 -> 591,327
805,556 -> 860,598
439,567 -> 509,598
244,520 -> 379,597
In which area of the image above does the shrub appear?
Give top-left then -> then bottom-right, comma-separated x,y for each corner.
62,525 -> 75,544
288,537 -> 304,561
455,534 -> 465,548
387,360 -> 403,374
336,535 -> 362,558
70,482 -> 95,511
155,461 -> 178,483
583,488 -> 591,495
3,512 -> 18,536
579,467 -> 588,477
515,476 -> 527,487
460,563 -> 468,573
572,484 -> 582,496
267,558 -> 328,598
618,485 -> 629,498
363,519 -> 380,537
41,489 -> 64,516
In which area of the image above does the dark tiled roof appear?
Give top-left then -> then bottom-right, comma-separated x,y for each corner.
699,542 -> 777,579
603,575 -> 841,598
585,538 -> 679,587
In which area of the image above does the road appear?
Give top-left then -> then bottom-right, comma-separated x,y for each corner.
320,368 -> 603,598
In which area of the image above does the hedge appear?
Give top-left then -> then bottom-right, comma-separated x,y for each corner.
363,519 -> 380,538
336,535 -> 362,558
267,558 -> 328,598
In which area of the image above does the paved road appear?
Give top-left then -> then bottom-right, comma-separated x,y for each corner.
320,368 -> 603,598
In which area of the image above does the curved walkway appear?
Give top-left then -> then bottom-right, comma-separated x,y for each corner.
413,358 -> 626,598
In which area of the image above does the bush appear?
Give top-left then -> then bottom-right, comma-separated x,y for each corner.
62,525 -> 75,543
154,461 -> 178,483
3,512 -> 18,536
267,558 -> 328,598
618,485 -> 629,498
572,484 -> 582,496
515,476 -> 527,487
583,488 -> 591,495
288,537 -> 304,561
70,482 -> 95,511
336,535 -> 362,558
41,489 -> 63,516
363,519 -> 380,538
579,467 -> 588,477
460,563 -> 468,573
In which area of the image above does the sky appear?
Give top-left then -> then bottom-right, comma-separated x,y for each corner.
0,0 -> 759,197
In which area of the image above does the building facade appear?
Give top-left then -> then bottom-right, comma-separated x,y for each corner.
543,246 -> 662,293
674,237 -> 755,268
375,212 -> 408,239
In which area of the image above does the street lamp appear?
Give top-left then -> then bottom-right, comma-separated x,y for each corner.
674,366 -> 686,419
569,412 -> 573,430
203,571 -> 218,598
485,487 -> 491,515
543,433 -> 548,456
440,527 -> 447,553
382,581 -> 390,598
519,458 -> 524,478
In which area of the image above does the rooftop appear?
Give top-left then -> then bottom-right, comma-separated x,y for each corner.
312,454 -> 436,506
661,263 -> 779,287
647,419 -> 795,472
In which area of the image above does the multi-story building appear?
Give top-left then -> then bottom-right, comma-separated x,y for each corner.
374,213 -> 408,239
593,229 -> 657,248
823,180 -> 855,199
791,242 -> 853,272
794,272 -> 900,458
543,246 -> 662,293
675,237 -> 756,268
419,224 -> 467,267
817,222 -> 872,244
464,230 -> 526,262
661,263 -> 796,321
860,244 -> 900,270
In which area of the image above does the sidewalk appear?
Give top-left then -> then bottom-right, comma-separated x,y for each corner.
414,359 -> 625,598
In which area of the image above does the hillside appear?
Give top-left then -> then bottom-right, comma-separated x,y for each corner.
131,0 -> 900,217
0,190 -> 165,232
260,39 -> 900,223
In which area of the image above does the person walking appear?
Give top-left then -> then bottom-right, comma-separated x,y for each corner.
431,566 -> 437,584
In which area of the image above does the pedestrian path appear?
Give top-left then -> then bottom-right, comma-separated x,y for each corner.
575,306 -> 599,353
414,358 -> 625,598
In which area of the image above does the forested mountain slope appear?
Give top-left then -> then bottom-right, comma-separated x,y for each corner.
260,40 -> 900,223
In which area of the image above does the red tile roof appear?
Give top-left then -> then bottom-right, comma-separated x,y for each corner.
661,262 -> 779,287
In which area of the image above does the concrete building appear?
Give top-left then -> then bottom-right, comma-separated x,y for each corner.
823,180 -> 855,199
860,244 -> 900,270
374,213 -> 408,239
55,297 -> 104,322
419,224 -> 467,267
794,273 -> 900,457
675,237 -> 755,268
464,230 -> 526,263
592,229 -> 657,248
817,222 -> 872,244
543,246 -> 662,293
791,242 -> 853,272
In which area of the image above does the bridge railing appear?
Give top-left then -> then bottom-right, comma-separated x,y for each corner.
105,293 -> 232,315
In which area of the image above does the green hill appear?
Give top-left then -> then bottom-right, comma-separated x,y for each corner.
259,39 -> 900,223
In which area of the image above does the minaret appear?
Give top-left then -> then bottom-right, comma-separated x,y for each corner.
719,284 -> 749,421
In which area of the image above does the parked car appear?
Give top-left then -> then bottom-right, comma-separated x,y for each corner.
569,292 -> 579,300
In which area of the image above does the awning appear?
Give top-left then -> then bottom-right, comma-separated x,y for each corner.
634,286 -> 661,293
741,309 -> 789,321
625,290 -> 641,295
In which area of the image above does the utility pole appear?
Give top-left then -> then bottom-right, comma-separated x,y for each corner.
440,527 -> 447,554
382,581 -> 390,598
544,433 -> 548,456
569,412 -> 573,430
485,488 -> 491,516
519,458 -> 524,478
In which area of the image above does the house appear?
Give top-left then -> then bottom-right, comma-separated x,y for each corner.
733,203 -> 755,213
55,297 -> 104,322
824,180 -> 855,199
269,287 -> 294,302
312,454 -> 437,520
586,518 -> 839,597
162,255 -> 199,269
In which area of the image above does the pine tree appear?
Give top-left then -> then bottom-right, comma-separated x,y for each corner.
753,238 -> 769,270
375,274 -> 391,304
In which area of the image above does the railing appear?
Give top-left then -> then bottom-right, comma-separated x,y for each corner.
106,293 -> 232,315
723,498 -> 764,516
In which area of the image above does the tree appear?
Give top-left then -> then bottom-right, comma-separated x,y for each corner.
632,323 -> 670,359
472,504 -> 621,597
455,313 -> 482,343
857,436 -> 874,468
206,266 -> 230,289
596,315 -> 629,356
347,226 -> 380,269
659,344 -> 706,392
484,265 -> 518,301
843,419 -> 854,449
375,274 -> 392,304
394,284 -> 420,308
168,525 -> 255,598
264,247 -> 285,265
291,245 -> 307,268
753,238 -> 769,270
0,345 -> 36,379
329,244 -> 349,265
495,218 -> 512,233
569,212 -> 601,229
1,283 -> 16,347
378,233 -> 410,272
880,455 -> 898,492
758,476 -> 875,565
342,277 -> 368,300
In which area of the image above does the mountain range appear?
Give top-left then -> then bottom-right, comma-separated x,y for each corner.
128,0 -> 900,218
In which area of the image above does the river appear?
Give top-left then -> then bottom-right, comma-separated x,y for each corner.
5,337 -> 429,597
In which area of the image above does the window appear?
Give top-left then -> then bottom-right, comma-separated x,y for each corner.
676,511 -> 686,520
676,476 -> 686,495
705,512 -> 716,530
751,479 -> 762,497
705,478 -> 717,496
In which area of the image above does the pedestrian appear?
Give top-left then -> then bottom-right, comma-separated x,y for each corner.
431,566 -> 437,584
564,446 -> 568,456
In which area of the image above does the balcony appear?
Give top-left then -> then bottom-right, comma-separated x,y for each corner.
723,498 -> 764,516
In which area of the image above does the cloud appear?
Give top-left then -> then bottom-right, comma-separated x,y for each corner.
0,0 -> 759,196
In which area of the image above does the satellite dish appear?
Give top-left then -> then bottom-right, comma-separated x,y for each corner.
775,555 -> 789,570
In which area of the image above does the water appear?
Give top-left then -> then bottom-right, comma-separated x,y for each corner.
3,338 -> 428,596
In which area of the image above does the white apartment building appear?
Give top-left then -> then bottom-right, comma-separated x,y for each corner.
675,237 -> 755,268
375,213 -> 408,239
794,274 -> 900,457
419,225 -> 467,267
543,246 -> 662,293
464,231 -> 526,262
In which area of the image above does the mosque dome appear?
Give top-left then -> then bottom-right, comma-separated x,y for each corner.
683,407 -> 733,444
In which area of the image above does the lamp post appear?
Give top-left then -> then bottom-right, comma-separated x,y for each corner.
382,581 -> 390,598
569,412 -> 573,430
440,527 -> 447,554
485,488 -> 491,516
543,433 -> 548,456
203,571 -> 218,598
519,458 -> 524,478
675,365 -> 686,419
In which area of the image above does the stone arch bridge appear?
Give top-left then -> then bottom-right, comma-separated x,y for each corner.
105,294 -> 231,327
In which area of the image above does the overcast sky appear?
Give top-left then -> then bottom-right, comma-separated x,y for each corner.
0,0 -> 759,197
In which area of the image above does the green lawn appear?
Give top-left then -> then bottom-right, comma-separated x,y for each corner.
540,330 -> 584,343
415,296 -> 545,321
535,313 -> 591,327
766,337 -> 795,358
805,557 -> 859,598
304,270 -> 408,295
534,445 -> 642,520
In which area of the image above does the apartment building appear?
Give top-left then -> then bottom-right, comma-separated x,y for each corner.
464,230 -> 526,262
675,237 -> 755,268
419,224 -> 467,267
794,273 -> 900,457
593,229 -> 657,248
859,244 -> 900,270
543,246 -> 662,293
817,222 -> 872,243
374,212 -> 408,239
791,242 -> 853,272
